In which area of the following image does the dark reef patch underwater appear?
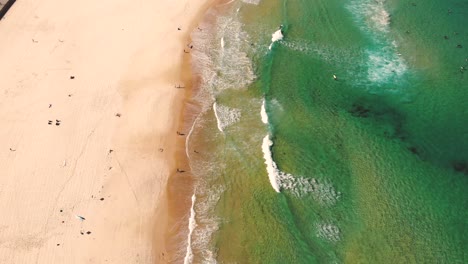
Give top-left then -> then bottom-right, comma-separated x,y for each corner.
179,0 -> 468,263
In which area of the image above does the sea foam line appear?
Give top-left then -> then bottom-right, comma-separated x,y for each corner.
183,194 -> 197,264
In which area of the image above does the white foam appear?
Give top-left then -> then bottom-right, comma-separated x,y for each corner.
184,194 -> 197,264
260,99 -> 268,124
262,135 -> 281,192
371,8 -> 390,32
272,29 -> 284,42
213,102 -> 241,132
191,185 -> 225,262
316,222 -> 340,242
366,49 -> 407,84
347,0 -> 390,34
345,0 -> 408,88
191,12 -> 255,98
281,175 -> 341,205
268,29 -> 283,50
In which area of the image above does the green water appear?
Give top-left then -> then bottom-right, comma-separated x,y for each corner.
186,0 -> 468,263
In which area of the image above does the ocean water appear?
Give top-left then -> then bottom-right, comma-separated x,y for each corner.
177,0 -> 468,263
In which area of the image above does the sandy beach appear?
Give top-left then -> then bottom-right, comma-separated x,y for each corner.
0,0 -> 210,262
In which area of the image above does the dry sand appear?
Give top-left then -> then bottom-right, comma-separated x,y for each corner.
0,0 -> 211,262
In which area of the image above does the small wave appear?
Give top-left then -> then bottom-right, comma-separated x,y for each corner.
213,102 -> 241,132
269,27 -> 284,50
183,194 -> 197,264
260,99 -> 268,124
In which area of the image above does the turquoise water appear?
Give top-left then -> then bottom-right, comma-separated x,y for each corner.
180,0 -> 468,263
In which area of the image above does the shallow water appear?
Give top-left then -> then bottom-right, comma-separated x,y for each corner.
180,0 -> 468,262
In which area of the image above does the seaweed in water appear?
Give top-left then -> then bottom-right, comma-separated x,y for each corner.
452,161 -> 468,175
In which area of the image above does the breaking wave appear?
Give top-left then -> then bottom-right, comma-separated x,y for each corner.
269,27 -> 284,50
262,135 -> 281,192
260,98 -> 340,203
261,133 -> 340,205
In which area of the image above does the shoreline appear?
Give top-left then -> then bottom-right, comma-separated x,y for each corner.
166,0 -> 244,262
0,0 -> 212,263
163,0 -> 218,262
